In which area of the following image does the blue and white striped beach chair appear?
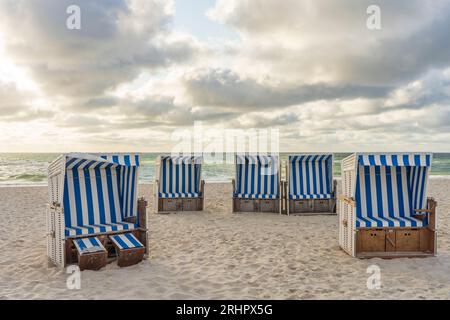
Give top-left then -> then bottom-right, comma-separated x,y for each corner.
46,153 -> 147,267
232,154 -> 281,213
155,155 -> 204,212
338,153 -> 437,258
285,154 -> 336,215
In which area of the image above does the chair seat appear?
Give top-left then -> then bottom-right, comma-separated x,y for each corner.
234,193 -> 279,199
110,233 -> 143,250
65,222 -> 136,238
73,237 -> 106,255
356,216 -> 424,228
159,192 -> 201,198
289,193 -> 333,200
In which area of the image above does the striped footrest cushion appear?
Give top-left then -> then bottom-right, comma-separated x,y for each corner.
110,233 -> 143,250
73,237 -> 106,255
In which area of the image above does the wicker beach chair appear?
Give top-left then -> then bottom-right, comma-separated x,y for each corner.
154,155 -> 205,212
338,153 -> 437,258
284,154 -> 337,215
232,154 -> 281,213
46,153 -> 148,268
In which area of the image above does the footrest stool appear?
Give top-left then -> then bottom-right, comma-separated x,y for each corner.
109,233 -> 145,267
73,237 -> 107,271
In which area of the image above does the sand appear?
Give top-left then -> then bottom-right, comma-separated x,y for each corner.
0,179 -> 449,299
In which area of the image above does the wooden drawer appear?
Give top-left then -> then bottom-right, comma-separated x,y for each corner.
313,199 -> 330,212
162,198 -> 182,211
396,229 -> 420,252
293,200 -> 311,213
238,199 -> 256,212
183,199 -> 200,211
260,199 -> 278,213
359,230 -> 386,252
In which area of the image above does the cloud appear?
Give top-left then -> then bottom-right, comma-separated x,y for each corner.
1,0 -> 450,152
184,68 -> 391,109
208,0 -> 450,85
0,0 -> 200,98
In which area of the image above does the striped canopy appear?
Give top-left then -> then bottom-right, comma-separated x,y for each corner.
157,155 -> 203,198
354,153 -> 431,228
234,154 -> 280,199
288,154 -> 333,199
62,153 -> 140,238
358,154 -> 431,167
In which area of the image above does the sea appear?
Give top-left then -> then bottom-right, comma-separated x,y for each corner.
1,153 -> 450,186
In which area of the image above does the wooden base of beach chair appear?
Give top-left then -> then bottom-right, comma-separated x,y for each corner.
354,227 -> 436,258
158,197 -> 204,212
232,198 -> 280,213
288,198 -> 336,215
115,247 -> 145,267
73,237 -> 108,271
77,251 -> 107,271
339,197 -> 437,258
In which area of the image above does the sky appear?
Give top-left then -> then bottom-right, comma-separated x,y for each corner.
0,0 -> 450,153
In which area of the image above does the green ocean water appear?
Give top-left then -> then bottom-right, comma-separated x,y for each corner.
0,153 -> 449,186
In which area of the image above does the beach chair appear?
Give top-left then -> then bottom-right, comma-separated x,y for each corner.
155,155 -> 204,212
284,154 -> 337,215
46,153 -> 148,268
232,154 -> 281,213
338,153 -> 437,258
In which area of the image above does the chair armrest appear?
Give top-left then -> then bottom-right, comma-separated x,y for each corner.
413,209 -> 433,214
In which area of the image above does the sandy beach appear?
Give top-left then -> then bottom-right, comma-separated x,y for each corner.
0,179 -> 449,300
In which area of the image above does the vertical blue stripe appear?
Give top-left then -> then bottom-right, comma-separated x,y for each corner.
299,161 -> 304,195
175,162 -> 180,194
395,168 -> 406,227
244,158 -> 249,194
181,161 -> 186,193
94,166 -> 106,225
403,155 -> 410,166
250,161 -> 255,194
305,157 -> 310,195
135,155 -> 140,167
414,155 -> 420,166
129,167 -> 136,218
386,166 -> 394,220
311,156 -> 318,194
169,161 -> 173,193
72,161 -> 85,226
63,176 -> 71,227
124,155 -> 131,167
292,160 -> 297,196
325,157 -> 331,194
419,167 -> 426,209
392,155 -> 398,166
105,166 -> 117,223
84,168 -> 94,225
318,156 -> 324,194
270,161 -> 275,195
